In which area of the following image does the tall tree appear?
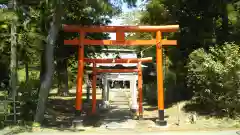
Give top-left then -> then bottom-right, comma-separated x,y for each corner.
9,0 -> 18,100
34,0 -> 63,124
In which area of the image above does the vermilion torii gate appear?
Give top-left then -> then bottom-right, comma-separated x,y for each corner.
63,25 -> 179,125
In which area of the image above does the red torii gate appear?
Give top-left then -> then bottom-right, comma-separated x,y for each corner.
63,25 -> 179,125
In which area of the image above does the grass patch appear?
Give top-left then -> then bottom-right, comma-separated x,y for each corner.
17,68 -> 40,83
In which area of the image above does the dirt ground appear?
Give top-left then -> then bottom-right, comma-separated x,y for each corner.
43,88 -> 240,132
2,87 -> 238,134
143,102 -> 240,131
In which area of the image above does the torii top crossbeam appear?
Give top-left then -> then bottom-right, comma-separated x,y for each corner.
63,25 -> 179,32
63,25 -> 179,46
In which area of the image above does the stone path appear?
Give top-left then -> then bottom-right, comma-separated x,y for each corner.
100,90 -> 134,129
97,90 -> 157,130
110,90 -> 129,109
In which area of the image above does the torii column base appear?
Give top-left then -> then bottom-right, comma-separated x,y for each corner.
156,120 -> 167,126
75,110 -> 82,116
73,110 -> 83,129
156,110 -> 167,126
130,109 -> 138,119
130,109 -> 137,113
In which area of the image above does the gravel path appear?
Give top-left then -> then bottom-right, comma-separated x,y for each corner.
17,130 -> 240,135
100,90 -> 133,129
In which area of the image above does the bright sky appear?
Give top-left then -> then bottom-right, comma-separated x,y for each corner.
109,0 -> 144,39
0,1 -> 144,39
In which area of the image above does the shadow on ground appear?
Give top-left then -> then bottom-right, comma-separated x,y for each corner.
43,94 -> 139,130
80,105 -> 134,127
43,97 -> 133,129
43,97 -> 103,128
182,101 -> 237,118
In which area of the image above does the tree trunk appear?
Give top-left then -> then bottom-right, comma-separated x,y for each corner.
56,30 -> 69,96
34,0 -> 62,124
40,47 -> 46,83
220,0 -> 228,43
56,58 -> 69,96
37,47 -> 46,97
9,0 -> 17,100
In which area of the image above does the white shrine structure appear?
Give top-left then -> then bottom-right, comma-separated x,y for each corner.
86,48 -> 148,113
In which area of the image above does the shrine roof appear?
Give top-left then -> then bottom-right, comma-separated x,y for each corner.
88,49 -> 149,68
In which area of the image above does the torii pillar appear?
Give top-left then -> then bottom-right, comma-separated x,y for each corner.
156,31 -> 166,125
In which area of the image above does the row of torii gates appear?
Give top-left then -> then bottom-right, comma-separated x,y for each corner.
63,24 -> 179,125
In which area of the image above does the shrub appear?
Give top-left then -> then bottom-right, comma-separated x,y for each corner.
17,71 -> 40,122
143,81 -> 157,104
187,43 -> 240,117
18,79 -> 39,122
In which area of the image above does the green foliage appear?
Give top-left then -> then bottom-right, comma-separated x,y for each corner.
143,81 -> 157,104
143,68 -> 178,105
0,5 -> 44,90
187,43 -> 240,117
143,53 -> 177,105
0,9 -> 18,22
